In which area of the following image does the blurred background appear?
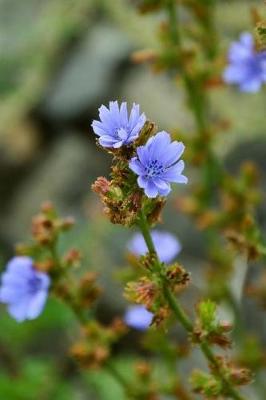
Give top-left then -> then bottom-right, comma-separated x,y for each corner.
0,0 -> 266,398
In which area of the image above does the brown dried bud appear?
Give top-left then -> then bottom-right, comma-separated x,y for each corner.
196,211 -> 218,230
71,342 -> 87,361
131,49 -> 157,64
130,191 -> 143,212
135,361 -> 152,378
93,346 -> 110,365
147,198 -> 166,224
59,216 -> 76,230
175,196 -> 198,215
134,121 -> 157,147
219,321 -> 232,333
125,277 -> 158,308
173,383 -> 193,400
79,272 -> 101,306
110,318 -> 128,336
71,343 -> 109,369
15,243 -> 31,255
35,259 -> 55,273
92,177 -> 111,196
64,248 -> 82,265
241,161 -> 259,184
209,333 -> 232,349
152,306 -> 170,327
32,214 -> 55,244
225,229 -> 259,260
203,76 -> 224,89
41,201 -> 55,213
166,264 -> 190,292
229,366 -> 253,386
53,283 -> 72,302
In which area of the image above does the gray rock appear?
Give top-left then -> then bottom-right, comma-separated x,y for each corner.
43,24 -> 131,118
2,134 -> 107,241
121,68 -> 191,131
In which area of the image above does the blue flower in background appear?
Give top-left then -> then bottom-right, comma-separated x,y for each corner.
0,256 -> 50,322
129,131 -> 187,198
92,101 -> 146,148
124,305 -> 153,331
127,230 -> 181,264
223,32 -> 266,92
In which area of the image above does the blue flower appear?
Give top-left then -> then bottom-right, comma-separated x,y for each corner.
223,32 -> 266,92
127,230 -> 181,264
0,256 -> 50,322
124,305 -> 153,331
129,131 -> 187,198
92,101 -> 146,148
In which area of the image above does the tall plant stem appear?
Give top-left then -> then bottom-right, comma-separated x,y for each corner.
49,244 -> 133,399
138,210 -> 246,400
167,0 -> 223,205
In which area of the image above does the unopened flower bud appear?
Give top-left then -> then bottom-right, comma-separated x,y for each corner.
59,216 -> 75,231
131,49 -> 157,64
229,367 -> 253,385
64,248 -> 82,265
92,177 -> 111,196
41,201 -> 55,214
135,361 -> 152,378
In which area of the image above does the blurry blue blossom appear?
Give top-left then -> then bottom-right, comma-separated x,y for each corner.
92,101 -> 146,148
127,230 -> 181,263
129,131 -> 187,198
223,32 -> 266,92
124,305 -> 153,330
0,256 -> 50,322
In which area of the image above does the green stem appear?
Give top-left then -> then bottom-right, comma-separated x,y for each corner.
162,284 -> 193,332
166,0 -> 208,134
167,0 -> 225,207
49,242 -> 133,399
105,361 -> 131,393
138,210 -> 246,400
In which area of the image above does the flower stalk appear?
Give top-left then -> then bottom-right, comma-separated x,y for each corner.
48,239 -> 134,398
138,208 -> 246,400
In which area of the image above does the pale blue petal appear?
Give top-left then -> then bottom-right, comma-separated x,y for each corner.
91,121 -> 108,137
119,102 -> 128,127
8,297 -> 31,322
129,158 -> 145,175
161,160 -> 185,181
136,146 -> 149,165
27,291 -> 48,320
158,185 -> 171,196
99,135 -> 118,147
127,230 -> 182,263
148,131 -> 171,159
161,142 -> 185,166
124,305 -> 153,331
137,175 -> 148,189
240,78 -> 262,92
109,101 -> 121,126
152,177 -> 170,191
144,181 -> 158,198
98,105 -> 114,127
128,103 -> 140,130
113,140 -> 123,148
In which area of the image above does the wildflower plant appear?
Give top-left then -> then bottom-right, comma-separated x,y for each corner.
1,1 -> 266,400
92,101 -> 146,148
129,130 -> 187,197
127,229 -> 181,263
223,32 -> 266,92
0,256 -> 50,322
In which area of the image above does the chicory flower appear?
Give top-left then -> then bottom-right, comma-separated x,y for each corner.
0,256 -> 50,322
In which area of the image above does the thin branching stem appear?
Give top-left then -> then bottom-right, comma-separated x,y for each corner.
138,209 -> 246,400
49,243 -> 133,399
